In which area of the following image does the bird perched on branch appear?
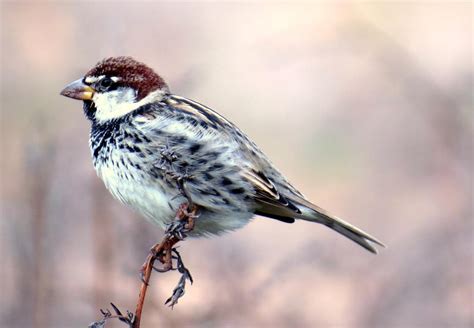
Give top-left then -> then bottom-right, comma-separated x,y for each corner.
61,56 -> 384,253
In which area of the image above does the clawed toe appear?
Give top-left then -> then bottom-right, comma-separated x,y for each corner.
165,204 -> 198,239
165,220 -> 187,236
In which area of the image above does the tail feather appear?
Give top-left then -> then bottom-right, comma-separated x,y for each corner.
289,196 -> 385,253
321,215 -> 383,253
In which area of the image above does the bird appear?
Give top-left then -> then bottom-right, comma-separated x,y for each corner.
60,56 -> 384,253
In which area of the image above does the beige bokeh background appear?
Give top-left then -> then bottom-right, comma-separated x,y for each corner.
1,2 -> 472,327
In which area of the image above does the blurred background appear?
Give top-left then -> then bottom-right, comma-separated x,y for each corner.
1,2 -> 472,327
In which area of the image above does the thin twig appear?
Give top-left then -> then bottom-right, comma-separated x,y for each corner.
132,204 -> 197,328
132,238 -> 175,327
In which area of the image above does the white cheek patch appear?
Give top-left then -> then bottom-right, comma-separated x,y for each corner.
93,88 -> 166,123
93,87 -> 138,122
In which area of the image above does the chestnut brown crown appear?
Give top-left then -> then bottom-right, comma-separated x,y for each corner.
86,56 -> 169,100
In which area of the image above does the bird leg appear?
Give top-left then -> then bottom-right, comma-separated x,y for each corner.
132,202 -> 198,328
151,202 -> 198,273
165,202 -> 198,239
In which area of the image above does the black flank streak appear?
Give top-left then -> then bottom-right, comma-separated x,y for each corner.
123,130 -> 131,139
210,163 -> 224,171
180,161 -> 189,168
189,143 -> 202,155
198,188 -> 220,196
221,177 -> 233,186
230,187 -> 245,194
125,145 -> 141,153
203,172 -> 213,181
133,134 -> 143,143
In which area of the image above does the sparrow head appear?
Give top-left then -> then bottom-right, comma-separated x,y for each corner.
60,57 -> 169,122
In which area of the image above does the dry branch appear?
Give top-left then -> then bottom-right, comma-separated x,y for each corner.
89,203 -> 198,328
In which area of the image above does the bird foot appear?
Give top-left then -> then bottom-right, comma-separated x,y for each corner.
139,202 -> 197,294
165,203 -> 198,239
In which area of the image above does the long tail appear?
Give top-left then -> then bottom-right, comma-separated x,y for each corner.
292,197 -> 385,253
315,212 -> 384,253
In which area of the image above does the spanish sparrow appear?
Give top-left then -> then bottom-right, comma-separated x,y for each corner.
60,57 -> 384,253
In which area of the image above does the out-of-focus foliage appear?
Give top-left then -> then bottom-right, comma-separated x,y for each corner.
1,2 -> 472,327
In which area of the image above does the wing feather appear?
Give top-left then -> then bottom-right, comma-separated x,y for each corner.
242,169 -> 301,221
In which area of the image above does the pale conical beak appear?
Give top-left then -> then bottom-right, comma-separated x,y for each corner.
60,78 -> 95,100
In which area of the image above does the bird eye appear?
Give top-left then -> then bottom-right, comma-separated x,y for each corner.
100,77 -> 113,89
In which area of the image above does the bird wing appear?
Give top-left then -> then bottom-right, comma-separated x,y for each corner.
241,168 -> 302,223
